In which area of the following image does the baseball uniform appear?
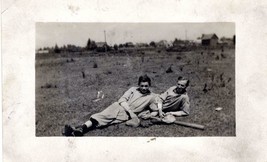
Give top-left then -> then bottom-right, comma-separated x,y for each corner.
90,87 -> 157,127
150,86 -> 190,115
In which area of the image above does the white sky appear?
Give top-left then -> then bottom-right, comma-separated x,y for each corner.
36,23 -> 235,49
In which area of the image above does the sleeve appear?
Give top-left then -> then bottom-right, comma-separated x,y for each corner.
149,93 -> 161,103
148,93 -> 163,111
180,95 -> 190,115
118,87 -> 135,104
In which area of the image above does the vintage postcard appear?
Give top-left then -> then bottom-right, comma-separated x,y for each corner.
2,0 -> 267,161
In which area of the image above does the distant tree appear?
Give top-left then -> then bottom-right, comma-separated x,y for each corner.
149,41 -> 156,47
119,44 -> 123,48
233,35 -> 235,45
49,47 -> 54,53
220,37 -> 226,41
86,38 -> 91,50
89,41 -> 97,50
54,44 -> 60,53
62,45 -> 66,52
107,45 -> 112,51
173,38 -> 187,46
173,38 -> 184,44
114,44 -> 118,51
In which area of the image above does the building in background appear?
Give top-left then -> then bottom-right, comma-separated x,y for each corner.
201,33 -> 219,46
156,40 -> 170,48
95,42 -> 109,52
125,42 -> 135,48
220,37 -> 234,46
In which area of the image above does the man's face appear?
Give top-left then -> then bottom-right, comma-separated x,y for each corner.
139,82 -> 150,94
176,80 -> 187,94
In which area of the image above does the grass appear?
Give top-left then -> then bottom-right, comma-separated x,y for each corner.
35,47 -> 235,137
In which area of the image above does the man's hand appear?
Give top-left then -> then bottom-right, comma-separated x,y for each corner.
128,110 -> 138,119
138,110 -> 152,119
158,110 -> 165,118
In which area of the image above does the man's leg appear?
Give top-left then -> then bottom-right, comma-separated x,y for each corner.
74,102 -> 127,136
73,118 -> 98,136
63,102 -> 128,136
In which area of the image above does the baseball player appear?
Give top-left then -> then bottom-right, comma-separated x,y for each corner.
158,76 -> 190,117
144,76 -> 190,118
63,74 -> 158,136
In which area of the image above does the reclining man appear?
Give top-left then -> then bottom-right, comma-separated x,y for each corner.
139,76 -> 190,120
63,74 -> 158,136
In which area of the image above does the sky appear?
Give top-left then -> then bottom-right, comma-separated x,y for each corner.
36,23 -> 235,49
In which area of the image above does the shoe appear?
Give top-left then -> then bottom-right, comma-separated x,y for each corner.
73,124 -> 87,136
73,127 -> 83,136
62,125 -> 75,136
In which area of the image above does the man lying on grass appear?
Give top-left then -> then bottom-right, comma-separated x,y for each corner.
139,76 -> 190,120
63,74 -> 158,136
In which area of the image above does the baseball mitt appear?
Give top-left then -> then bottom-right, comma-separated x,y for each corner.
140,119 -> 153,128
150,114 -> 176,124
125,117 -> 141,127
162,114 -> 176,123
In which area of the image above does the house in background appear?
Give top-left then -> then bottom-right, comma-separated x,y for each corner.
125,42 -> 135,47
172,38 -> 191,48
220,37 -> 234,46
36,49 -> 49,54
157,40 -> 170,48
96,42 -> 108,48
95,42 -> 108,52
136,43 -> 149,48
201,33 -> 219,46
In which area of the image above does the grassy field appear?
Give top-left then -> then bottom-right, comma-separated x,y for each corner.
36,47 -> 235,137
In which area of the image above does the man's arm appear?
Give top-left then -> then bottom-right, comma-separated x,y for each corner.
156,89 -> 171,117
118,87 -> 134,104
118,87 -> 138,119
166,95 -> 190,117
157,102 -> 165,117
166,111 -> 189,116
119,101 -> 137,119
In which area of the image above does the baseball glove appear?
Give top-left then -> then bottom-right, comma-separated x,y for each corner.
125,117 -> 141,127
162,114 -> 176,123
150,114 -> 176,124
140,119 -> 153,128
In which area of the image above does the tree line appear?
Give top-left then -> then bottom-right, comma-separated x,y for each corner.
38,38 -> 171,54
38,36 -> 234,54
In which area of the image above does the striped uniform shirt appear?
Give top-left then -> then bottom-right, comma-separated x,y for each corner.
158,86 -> 190,114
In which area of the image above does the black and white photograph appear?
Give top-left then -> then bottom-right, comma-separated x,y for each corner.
36,23 -> 235,137
3,0 -> 267,161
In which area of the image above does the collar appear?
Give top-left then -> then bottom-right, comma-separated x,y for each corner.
137,88 -> 151,95
173,87 -> 186,95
